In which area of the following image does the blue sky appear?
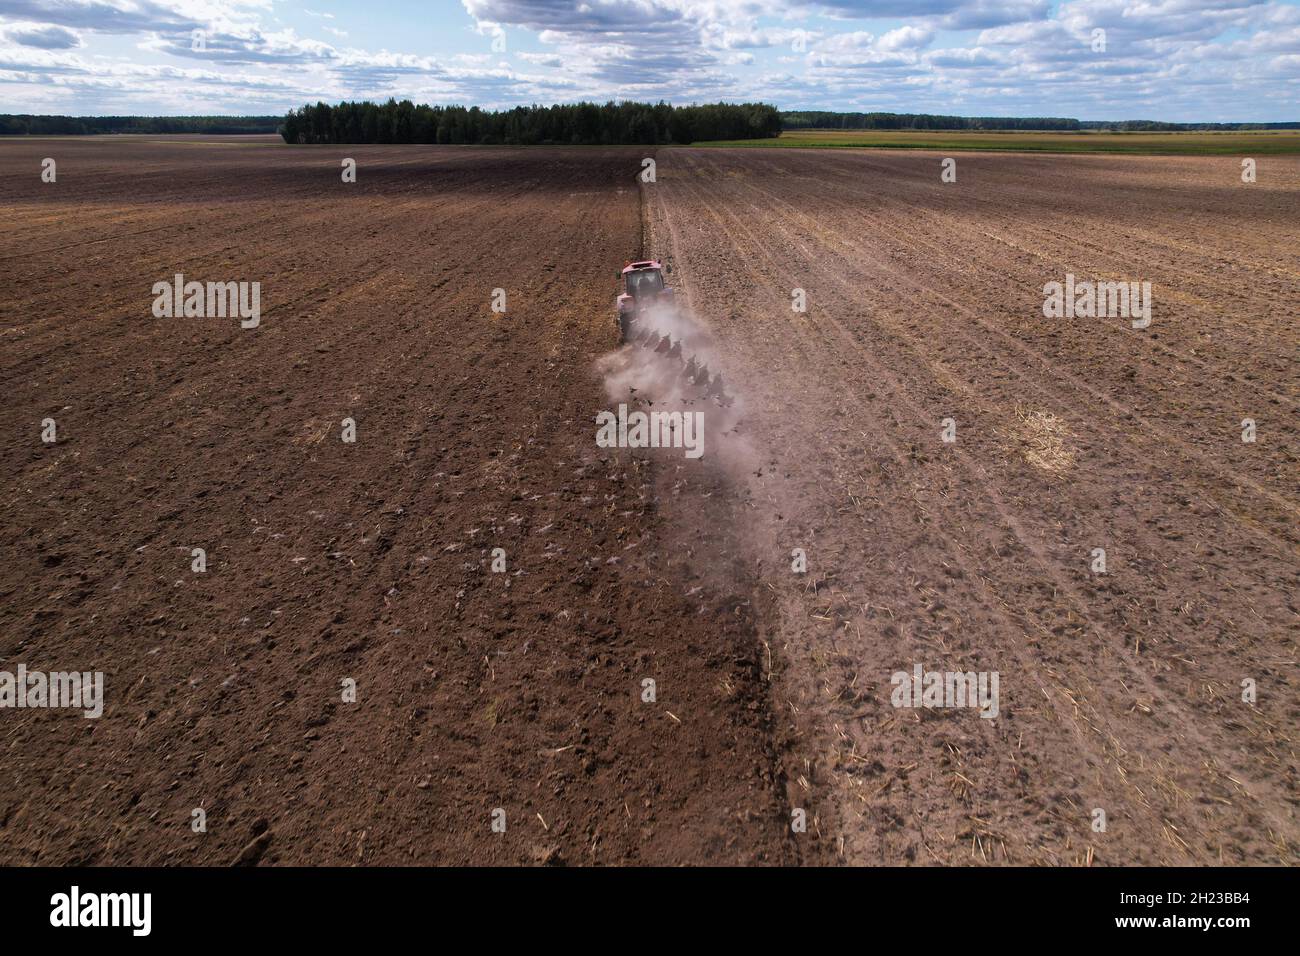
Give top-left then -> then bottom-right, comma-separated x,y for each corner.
0,1 -> 1297,120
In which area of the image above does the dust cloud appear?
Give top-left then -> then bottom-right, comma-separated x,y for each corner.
594,301 -> 756,475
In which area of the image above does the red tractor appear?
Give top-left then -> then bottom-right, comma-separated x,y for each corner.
616,259 -> 674,343
612,257 -> 733,406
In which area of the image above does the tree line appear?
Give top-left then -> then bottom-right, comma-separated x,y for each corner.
782,111 -> 1082,131
1076,120 -> 1300,131
0,114 -> 282,135
279,99 -> 782,145
781,111 -> 1299,132
5,108 -> 1289,139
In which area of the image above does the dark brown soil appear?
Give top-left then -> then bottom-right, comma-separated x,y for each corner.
0,138 -> 797,865
2,137 -> 1295,867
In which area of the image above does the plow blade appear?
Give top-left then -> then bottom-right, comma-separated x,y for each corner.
630,316 -> 734,407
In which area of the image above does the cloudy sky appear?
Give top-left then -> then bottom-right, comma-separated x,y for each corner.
0,0 -> 1296,120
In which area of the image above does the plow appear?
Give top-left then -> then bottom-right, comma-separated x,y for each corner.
616,259 -> 734,407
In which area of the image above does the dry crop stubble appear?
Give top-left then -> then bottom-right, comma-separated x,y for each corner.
641,147 -> 1298,865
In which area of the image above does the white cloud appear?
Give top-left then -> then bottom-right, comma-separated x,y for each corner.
0,0 -> 1294,119
877,25 -> 934,51
1,22 -> 83,50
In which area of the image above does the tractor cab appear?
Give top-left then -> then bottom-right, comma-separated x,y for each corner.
625,263 -> 665,299
616,259 -> 674,342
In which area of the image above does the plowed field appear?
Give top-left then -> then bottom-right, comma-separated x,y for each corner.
0,138 -> 793,865
1,138 -> 1295,865
642,148 -> 1299,865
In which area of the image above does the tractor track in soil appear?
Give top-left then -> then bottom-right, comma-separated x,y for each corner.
0,138 -> 797,866
643,147 -> 1298,865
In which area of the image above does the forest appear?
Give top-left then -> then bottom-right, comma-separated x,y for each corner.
6,107 -> 1290,140
0,114 -> 281,135
782,111 -> 1300,132
278,100 -> 782,145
